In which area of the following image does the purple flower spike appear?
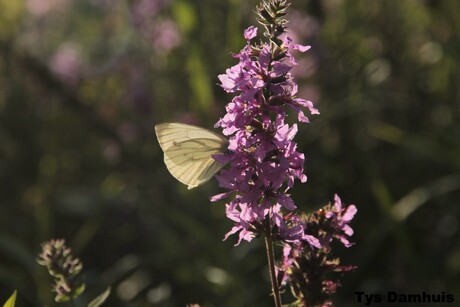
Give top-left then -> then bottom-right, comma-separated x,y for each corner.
212,16 -> 321,244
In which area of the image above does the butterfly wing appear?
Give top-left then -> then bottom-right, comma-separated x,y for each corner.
155,123 -> 227,189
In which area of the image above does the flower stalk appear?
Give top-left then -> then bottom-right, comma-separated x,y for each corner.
265,222 -> 282,307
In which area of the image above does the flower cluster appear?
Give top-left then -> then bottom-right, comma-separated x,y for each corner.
211,8 -> 319,247
277,195 -> 357,305
37,239 -> 85,302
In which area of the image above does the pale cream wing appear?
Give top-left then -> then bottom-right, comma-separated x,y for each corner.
155,123 -> 227,189
155,123 -> 226,151
163,139 -> 225,189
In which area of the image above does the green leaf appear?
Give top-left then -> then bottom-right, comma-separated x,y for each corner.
87,287 -> 111,307
3,291 -> 17,307
55,294 -> 71,303
74,283 -> 86,298
55,283 -> 86,303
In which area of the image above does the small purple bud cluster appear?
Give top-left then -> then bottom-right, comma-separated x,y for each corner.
37,239 -> 85,302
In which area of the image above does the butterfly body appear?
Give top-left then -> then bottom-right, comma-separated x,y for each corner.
155,123 -> 227,189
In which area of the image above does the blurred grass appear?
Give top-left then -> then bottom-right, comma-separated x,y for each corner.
0,0 -> 459,306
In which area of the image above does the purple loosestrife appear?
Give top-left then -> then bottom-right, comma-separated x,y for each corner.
211,0 -> 357,306
211,12 -> 319,248
277,195 -> 357,306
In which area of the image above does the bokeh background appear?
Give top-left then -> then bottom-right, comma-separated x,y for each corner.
1,0 -> 459,306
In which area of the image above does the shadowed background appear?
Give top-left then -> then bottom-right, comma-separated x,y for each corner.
0,0 -> 459,306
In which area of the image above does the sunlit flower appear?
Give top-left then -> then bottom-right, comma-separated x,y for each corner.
212,19 -> 319,244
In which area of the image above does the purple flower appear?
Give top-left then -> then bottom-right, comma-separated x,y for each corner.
244,26 -> 258,40
223,200 -> 258,246
274,213 -> 320,248
324,194 -> 358,247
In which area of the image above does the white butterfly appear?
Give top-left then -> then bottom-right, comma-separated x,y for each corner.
155,122 -> 228,189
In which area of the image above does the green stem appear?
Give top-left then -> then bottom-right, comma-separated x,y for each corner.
265,233 -> 282,307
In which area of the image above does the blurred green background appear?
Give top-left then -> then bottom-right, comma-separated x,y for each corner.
1,0 -> 459,306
